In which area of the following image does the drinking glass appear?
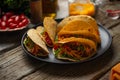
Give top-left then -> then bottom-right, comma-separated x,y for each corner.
95,0 -> 120,20
68,0 -> 95,16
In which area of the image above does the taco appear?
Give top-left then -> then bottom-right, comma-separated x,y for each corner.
58,30 -> 98,44
53,37 -> 97,62
58,19 -> 101,44
23,29 -> 49,57
40,17 -> 57,47
57,15 -> 99,33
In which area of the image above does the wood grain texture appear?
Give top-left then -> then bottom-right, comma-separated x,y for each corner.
0,1 -> 120,80
20,34 -> 120,80
0,46 -> 47,80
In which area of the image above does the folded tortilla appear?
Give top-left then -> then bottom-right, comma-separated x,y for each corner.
58,30 -> 98,44
58,19 -> 101,44
24,29 -> 49,57
42,17 -> 57,47
36,26 -> 44,40
53,37 -> 97,62
57,15 -> 99,33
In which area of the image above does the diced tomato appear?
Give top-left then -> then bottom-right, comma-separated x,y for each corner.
17,22 -> 23,28
64,45 -> 71,51
0,19 -> 2,24
2,15 -> 8,21
14,15 -> 21,24
9,23 -> 17,29
0,21 -> 7,29
22,18 -> 29,26
46,36 -> 53,46
53,44 -> 59,50
10,15 -> 16,20
4,12 -> 14,18
44,32 -> 53,46
7,18 -> 15,24
19,14 -> 26,21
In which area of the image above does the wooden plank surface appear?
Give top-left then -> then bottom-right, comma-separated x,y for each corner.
0,14 -> 120,80
0,29 -> 27,54
0,1 -> 120,80
0,31 -> 120,80
0,46 -> 47,80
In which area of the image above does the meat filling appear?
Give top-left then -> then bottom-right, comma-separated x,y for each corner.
43,32 -> 53,46
54,42 -> 95,60
24,37 -> 47,56
58,34 -> 96,43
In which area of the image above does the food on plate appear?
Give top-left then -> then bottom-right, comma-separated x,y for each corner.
23,29 -> 49,57
52,15 -> 101,61
38,17 -> 57,47
110,63 -> 120,80
57,15 -> 99,34
36,26 -> 45,41
36,26 -> 44,37
0,12 -> 29,31
23,15 -> 101,62
58,19 -> 100,44
53,37 -> 97,62
58,30 -> 98,44
36,26 -> 44,34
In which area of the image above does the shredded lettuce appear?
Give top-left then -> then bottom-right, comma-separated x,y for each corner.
61,53 -> 79,61
24,36 -> 35,49
55,35 -> 58,42
54,48 -> 61,56
40,29 -> 45,35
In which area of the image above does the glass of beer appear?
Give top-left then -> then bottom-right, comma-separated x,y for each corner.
42,0 -> 58,19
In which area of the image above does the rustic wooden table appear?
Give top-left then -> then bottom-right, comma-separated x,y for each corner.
0,0 -> 120,80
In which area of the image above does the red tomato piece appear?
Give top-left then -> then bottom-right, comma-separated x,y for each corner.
22,18 -> 29,26
0,21 -> 7,29
0,21 -> 2,28
19,14 -> 26,21
7,18 -> 14,24
4,12 -> 14,18
53,44 -> 59,50
17,22 -> 24,28
1,21 -> 6,27
45,32 -> 53,46
0,19 -> 2,23
14,15 -> 20,24
64,45 -> 71,51
9,23 -> 17,29
10,15 -> 16,20
2,15 -> 8,21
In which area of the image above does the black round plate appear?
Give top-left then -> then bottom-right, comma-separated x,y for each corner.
21,20 -> 112,64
